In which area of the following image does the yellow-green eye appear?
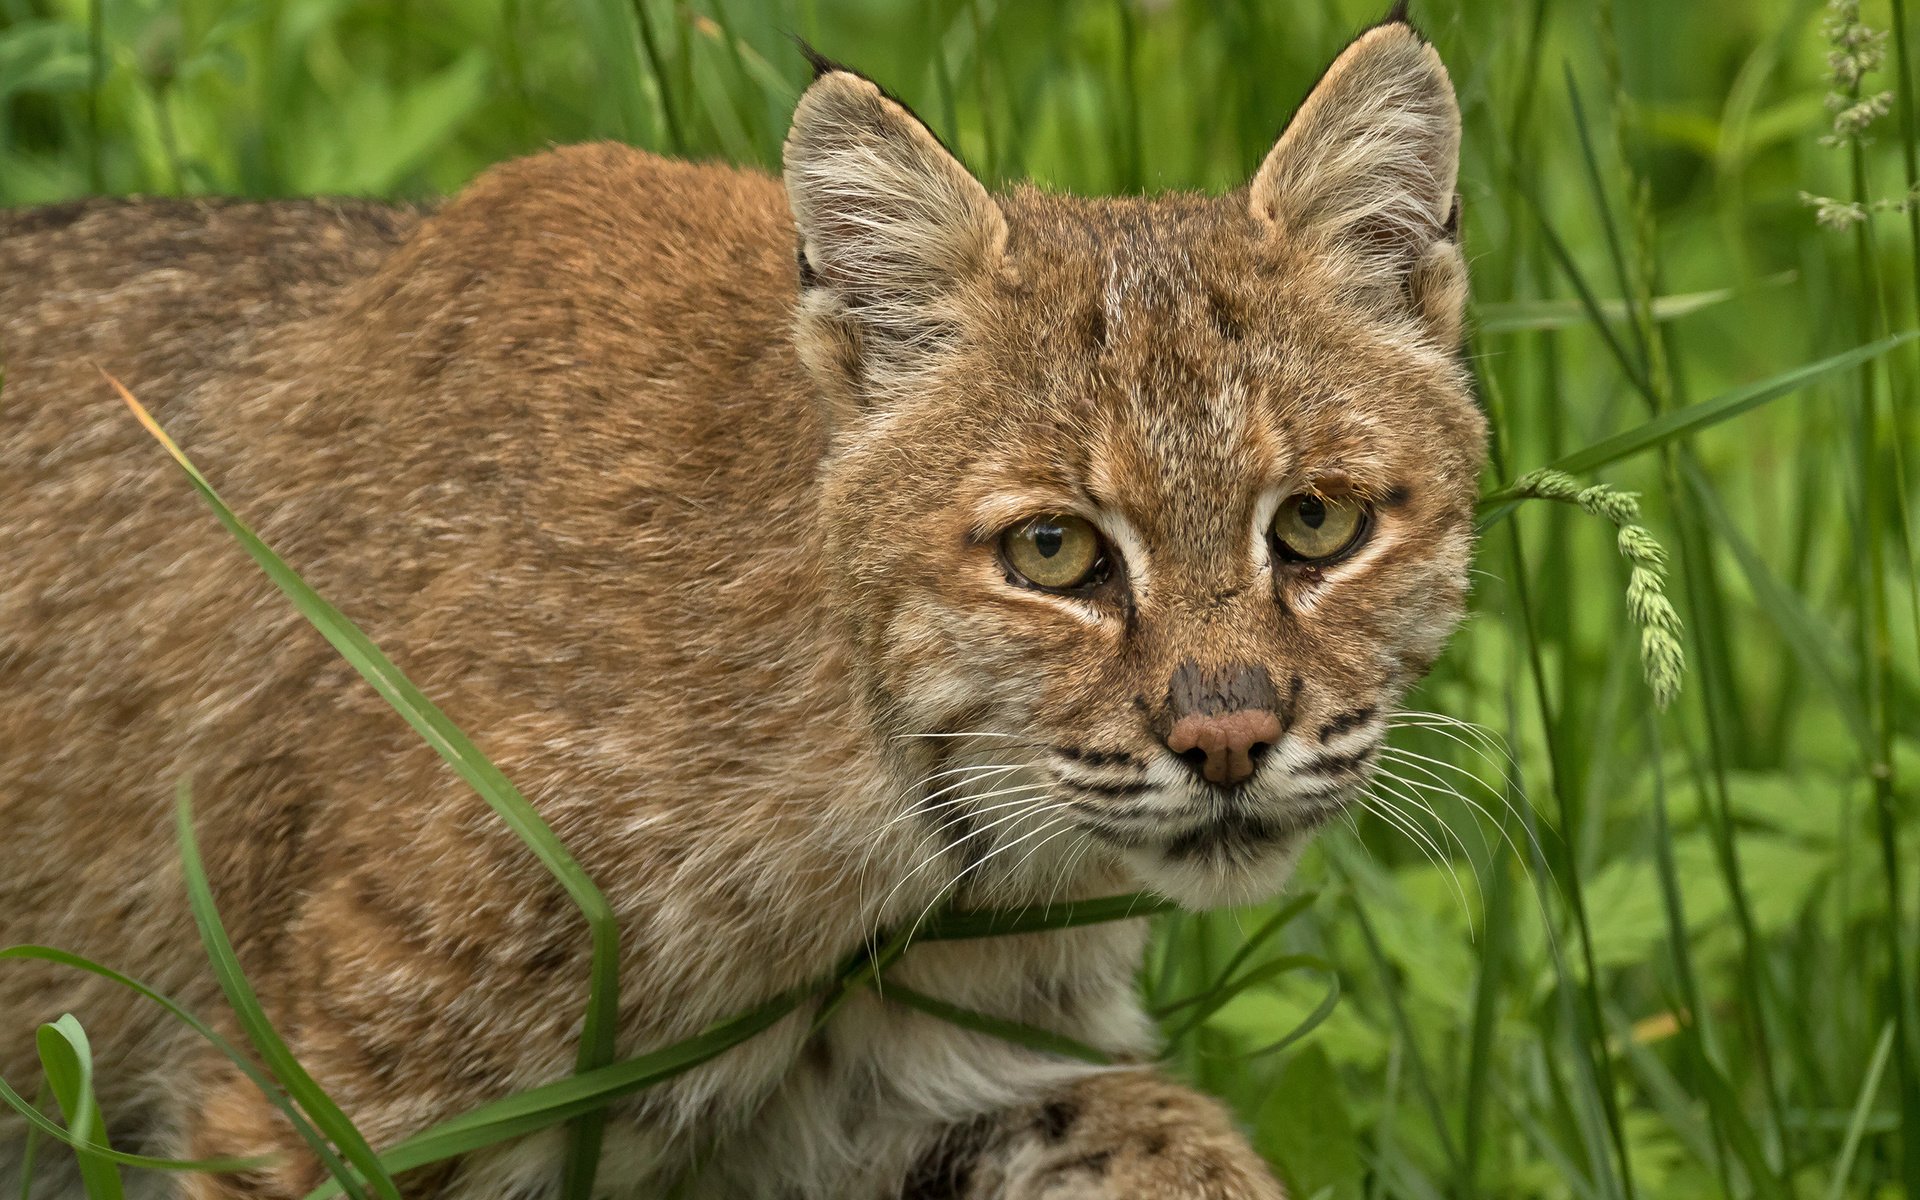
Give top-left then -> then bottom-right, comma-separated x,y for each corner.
1273,494 -> 1369,563
1000,514 -> 1106,592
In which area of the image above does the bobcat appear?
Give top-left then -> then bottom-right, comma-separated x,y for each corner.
0,14 -> 1483,1200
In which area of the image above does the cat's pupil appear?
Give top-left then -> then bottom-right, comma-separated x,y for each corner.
1034,525 -> 1064,558
1298,496 -> 1326,529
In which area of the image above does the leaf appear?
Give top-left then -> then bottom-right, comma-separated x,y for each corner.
0,21 -> 90,101
34,1016 -> 123,1200
1254,1044 -> 1364,1200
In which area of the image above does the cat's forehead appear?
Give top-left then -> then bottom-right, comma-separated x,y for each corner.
995,188 -> 1395,395
979,193 -> 1438,553
1001,189 -> 1252,315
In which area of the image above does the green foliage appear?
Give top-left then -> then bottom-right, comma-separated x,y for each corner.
3,0 -> 1919,1197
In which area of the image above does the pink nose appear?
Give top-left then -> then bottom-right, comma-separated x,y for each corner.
1165,709 -> 1285,786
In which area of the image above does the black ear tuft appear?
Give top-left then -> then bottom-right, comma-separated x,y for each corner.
787,46 -> 963,163
791,36 -> 849,80
1374,0 -> 1429,41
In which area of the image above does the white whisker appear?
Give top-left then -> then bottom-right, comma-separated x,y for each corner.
901,806 -> 1077,940
1377,744 -> 1554,890
874,792 -> 1061,928
1359,789 -> 1475,935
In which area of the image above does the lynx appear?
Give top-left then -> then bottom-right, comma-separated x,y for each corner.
0,14 -> 1484,1200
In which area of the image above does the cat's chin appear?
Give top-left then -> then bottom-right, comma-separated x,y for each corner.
1117,839 -> 1306,911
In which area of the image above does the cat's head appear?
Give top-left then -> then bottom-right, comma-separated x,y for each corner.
784,19 -> 1485,909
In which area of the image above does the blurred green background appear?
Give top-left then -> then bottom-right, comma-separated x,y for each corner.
3,0 -> 1918,1197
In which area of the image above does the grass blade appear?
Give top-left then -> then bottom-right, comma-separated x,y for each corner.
916,892 -> 1176,940
34,1016 -> 122,1200
1543,331 -> 1916,479
300,991 -> 805,1200
1158,954 -> 1330,1043
1682,461 -> 1871,747
1149,892 -> 1318,1020
16,1081 -> 42,1200
0,1074 -> 266,1175
1825,1021 -> 1896,1200
874,982 -> 1112,1064
1188,972 -> 1341,1064
1480,332 -> 1920,527
1473,275 -> 1792,334
1336,866 -> 1462,1179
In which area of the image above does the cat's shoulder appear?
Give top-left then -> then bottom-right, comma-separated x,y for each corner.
385,142 -> 795,301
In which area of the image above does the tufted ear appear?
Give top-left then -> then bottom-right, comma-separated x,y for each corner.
1249,19 -> 1465,346
783,62 -> 1007,414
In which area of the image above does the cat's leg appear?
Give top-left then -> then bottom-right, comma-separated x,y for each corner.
179,1051 -> 461,1200
903,1070 -> 1284,1200
172,863 -> 545,1200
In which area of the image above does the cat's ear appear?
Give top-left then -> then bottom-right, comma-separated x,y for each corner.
783,60 -> 1007,413
1248,18 -> 1465,347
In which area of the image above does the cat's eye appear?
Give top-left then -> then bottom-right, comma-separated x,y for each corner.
1000,514 -> 1107,592
1272,493 -> 1369,563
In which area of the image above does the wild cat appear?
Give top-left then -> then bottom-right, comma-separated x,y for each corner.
0,10 -> 1483,1200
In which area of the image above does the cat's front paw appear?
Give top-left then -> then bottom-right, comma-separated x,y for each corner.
994,1072 -> 1284,1200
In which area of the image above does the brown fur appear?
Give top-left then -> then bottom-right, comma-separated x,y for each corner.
0,20 -> 1482,1200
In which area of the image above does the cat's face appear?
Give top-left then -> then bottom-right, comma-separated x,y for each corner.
787,22 -> 1484,907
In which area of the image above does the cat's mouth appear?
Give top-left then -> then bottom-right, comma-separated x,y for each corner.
1061,785 -> 1355,908
1013,737 -> 1382,907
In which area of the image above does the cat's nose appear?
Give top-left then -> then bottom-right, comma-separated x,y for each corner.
1159,660 -> 1285,787
1165,709 -> 1284,786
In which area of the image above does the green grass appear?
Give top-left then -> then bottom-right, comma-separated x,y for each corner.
3,0 -> 1919,1197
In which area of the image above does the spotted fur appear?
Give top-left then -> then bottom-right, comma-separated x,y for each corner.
0,16 -> 1479,1200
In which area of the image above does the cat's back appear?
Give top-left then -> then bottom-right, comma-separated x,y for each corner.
0,142 -> 824,827
0,143 -> 803,468
1,142 -> 816,686
0,195 -> 420,406
0,145 -> 829,1075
